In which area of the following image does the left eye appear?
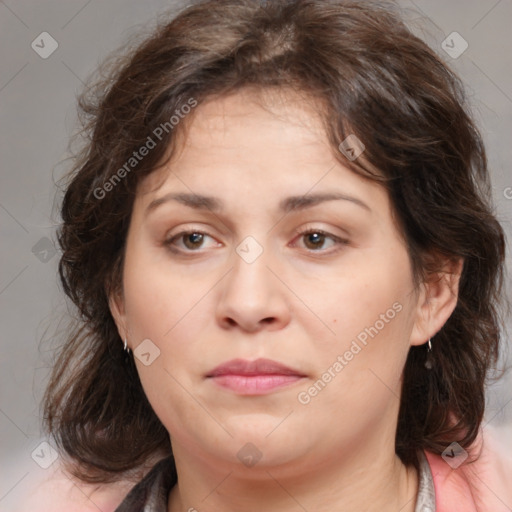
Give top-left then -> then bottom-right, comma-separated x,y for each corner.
293,229 -> 346,252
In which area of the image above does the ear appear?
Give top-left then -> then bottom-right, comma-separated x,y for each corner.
108,287 -> 128,344
409,256 -> 464,346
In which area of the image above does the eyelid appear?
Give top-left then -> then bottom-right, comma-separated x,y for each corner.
292,223 -> 348,239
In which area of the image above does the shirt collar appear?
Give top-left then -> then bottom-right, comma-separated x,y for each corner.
114,451 -> 436,511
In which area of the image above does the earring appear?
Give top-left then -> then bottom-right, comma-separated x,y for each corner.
424,338 -> 433,370
123,338 -> 131,354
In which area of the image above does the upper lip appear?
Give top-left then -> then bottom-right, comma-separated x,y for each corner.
206,358 -> 306,377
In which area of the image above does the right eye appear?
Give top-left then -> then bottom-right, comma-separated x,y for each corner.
163,230 -> 221,253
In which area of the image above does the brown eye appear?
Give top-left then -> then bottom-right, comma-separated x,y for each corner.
182,232 -> 205,250
293,228 -> 349,253
164,230 -> 219,253
303,231 -> 328,250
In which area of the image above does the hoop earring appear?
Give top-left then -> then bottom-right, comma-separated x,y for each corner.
424,338 -> 433,370
123,338 -> 131,354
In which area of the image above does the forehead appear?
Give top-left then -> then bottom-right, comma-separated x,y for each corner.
135,87 -> 387,219
140,88 -> 343,191
184,87 -> 327,145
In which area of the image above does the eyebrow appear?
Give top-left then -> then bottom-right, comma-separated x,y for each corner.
145,191 -> 371,216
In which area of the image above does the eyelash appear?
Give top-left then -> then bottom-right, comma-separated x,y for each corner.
164,227 -> 349,255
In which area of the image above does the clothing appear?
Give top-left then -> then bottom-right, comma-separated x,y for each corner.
114,456 -> 177,512
114,451 -> 437,511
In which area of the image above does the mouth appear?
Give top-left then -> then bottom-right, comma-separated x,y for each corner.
206,358 -> 307,395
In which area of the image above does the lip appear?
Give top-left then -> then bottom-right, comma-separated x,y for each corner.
206,358 -> 306,395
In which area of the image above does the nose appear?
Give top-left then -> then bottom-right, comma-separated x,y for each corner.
215,243 -> 292,333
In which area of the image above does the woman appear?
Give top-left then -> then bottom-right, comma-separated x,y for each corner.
31,0 -> 511,510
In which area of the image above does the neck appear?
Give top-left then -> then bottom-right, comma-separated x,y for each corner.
167,437 -> 419,512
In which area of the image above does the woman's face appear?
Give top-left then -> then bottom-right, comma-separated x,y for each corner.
112,88 -> 430,474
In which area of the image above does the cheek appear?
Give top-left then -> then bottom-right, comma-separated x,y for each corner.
121,243 -> 214,386
309,247 -> 412,344
122,241 -> 196,341
294,297 -> 414,446
301,244 -> 416,402
122,261 -> 210,442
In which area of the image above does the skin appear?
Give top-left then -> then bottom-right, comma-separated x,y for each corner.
110,87 -> 462,512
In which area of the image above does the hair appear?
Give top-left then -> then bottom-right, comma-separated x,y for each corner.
43,0 -> 506,483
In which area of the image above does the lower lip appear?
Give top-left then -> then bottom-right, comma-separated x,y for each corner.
208,374 -> 304,394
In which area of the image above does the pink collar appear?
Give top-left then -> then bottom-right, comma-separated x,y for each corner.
425,450 -> 478,512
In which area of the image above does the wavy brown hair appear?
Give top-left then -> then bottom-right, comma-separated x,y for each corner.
43,0 -> 506,483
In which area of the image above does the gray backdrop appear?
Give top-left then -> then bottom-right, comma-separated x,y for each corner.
1,0 -> 511,508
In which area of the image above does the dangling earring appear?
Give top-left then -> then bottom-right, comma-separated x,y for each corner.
424,338 -> 433,370
123,338 -> 131,354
